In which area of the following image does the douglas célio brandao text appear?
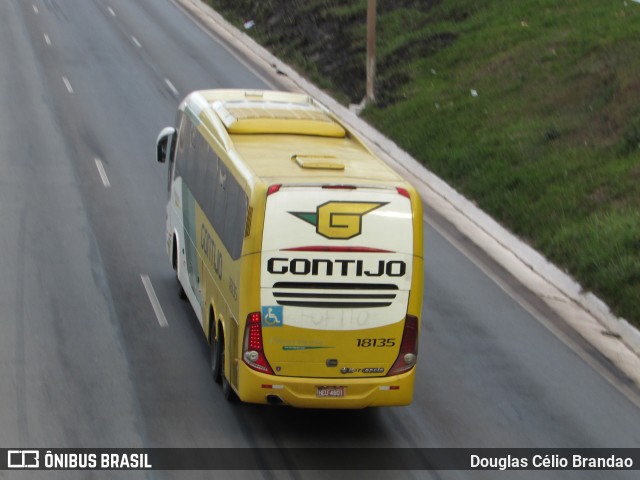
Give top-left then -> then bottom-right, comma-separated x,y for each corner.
470,453 -> 634,470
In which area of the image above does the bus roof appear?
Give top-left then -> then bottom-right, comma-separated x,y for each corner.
183,89 -> 406,186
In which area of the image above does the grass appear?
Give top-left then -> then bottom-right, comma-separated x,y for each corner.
207,0 -> 640,327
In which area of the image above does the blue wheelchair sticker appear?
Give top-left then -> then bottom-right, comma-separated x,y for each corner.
262,306 -> 283,327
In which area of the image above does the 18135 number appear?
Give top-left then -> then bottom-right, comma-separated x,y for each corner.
356,338 -> 396,348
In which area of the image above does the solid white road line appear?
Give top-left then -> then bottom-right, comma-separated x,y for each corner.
94,158 -> 111,187
141,274 -> 169,328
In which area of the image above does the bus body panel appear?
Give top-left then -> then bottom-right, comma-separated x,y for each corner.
261,321 -> 404,378
237,362 -> 416,408
259,186 -> 415,378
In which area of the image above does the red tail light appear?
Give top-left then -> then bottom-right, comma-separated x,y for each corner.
388,315 -> 419,376
396,187 -> 410,198
267,184 -> 281,196
242,312 -> 274,374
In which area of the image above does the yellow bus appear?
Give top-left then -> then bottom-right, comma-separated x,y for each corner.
156,89 -> 423,408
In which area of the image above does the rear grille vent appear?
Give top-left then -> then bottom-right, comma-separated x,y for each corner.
272,282 -> 398,308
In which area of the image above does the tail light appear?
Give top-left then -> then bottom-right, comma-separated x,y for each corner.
387,314 -> 419,376
267,184 -> 281,196
242,312 -> 274,374
396,187 -> 410,198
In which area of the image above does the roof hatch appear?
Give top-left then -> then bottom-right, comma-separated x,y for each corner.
292,154 -> 345,170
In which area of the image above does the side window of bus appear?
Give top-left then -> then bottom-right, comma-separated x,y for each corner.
192,132 -> 209,205
177,114 -> 187,155
202,148 -> 218,221
222,179 -> 245,259
174,117 -> 192,181
174,119 -> 247,260
168,114 -> 186,191
209,159 -> 247,260
212,161 -> 228,242
184,122 -> 197,186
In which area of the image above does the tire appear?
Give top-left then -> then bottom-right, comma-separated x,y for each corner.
219,334 -> 238,402
210,323 -> 222,384
177,276 -> 187,300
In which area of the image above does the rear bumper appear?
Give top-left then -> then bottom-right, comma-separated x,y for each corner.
236,363 -> 415,408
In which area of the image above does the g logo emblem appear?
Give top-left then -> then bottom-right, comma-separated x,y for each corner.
291,201 -> 386,239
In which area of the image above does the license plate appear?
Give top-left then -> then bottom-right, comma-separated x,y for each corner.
316,386 -> 345,398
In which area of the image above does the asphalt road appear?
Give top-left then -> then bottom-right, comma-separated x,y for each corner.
0,0 -> 639,479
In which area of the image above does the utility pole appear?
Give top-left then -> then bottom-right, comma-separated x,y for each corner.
366,0 -> 377,103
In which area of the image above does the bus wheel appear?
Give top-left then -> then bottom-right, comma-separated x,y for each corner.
210,323 -> 222,384
177,277 -> 187,300
220,334 -> 238,402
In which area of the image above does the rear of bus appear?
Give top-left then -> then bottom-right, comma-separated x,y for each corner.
239,183 -> 423,408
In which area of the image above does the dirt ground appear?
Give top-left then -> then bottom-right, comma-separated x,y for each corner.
207,0 -> 453,105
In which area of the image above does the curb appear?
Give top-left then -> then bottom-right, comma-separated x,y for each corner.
174,0 -> 640,369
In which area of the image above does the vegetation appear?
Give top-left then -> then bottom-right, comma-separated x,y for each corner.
207,0 -> 640,326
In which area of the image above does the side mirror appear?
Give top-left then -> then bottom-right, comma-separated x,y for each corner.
156,126 -> 176,164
